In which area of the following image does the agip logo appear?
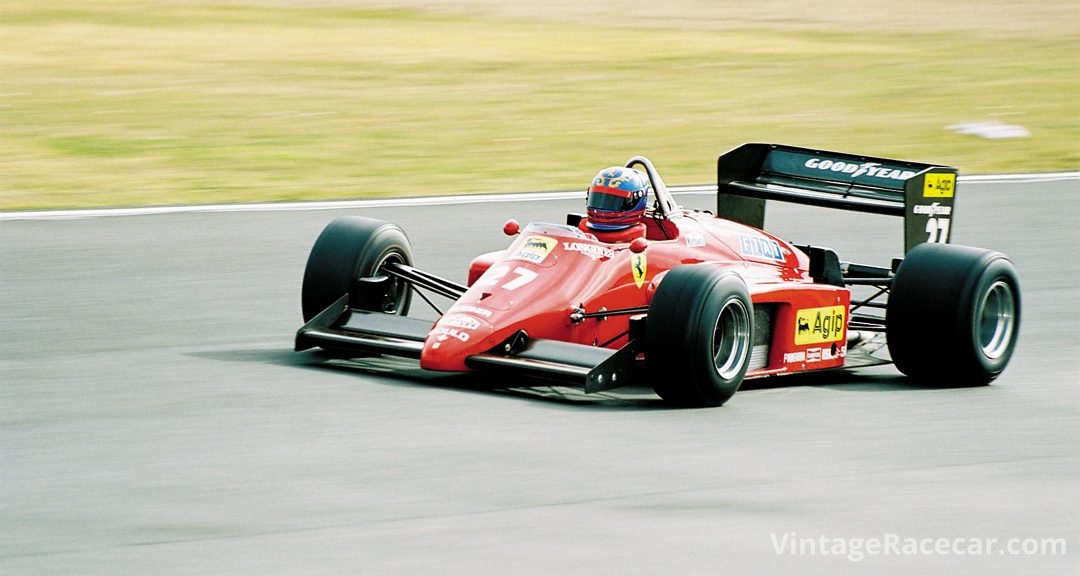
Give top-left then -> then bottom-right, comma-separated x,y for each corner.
923,173 -> 955,198
794,306 -> 845,345
511,235 -> 556,264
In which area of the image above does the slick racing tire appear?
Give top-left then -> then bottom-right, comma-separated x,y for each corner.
646,266 -> 753,407
301,216 -> 413,322
886,243 -> 1020,386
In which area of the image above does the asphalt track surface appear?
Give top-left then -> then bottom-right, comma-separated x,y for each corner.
2,177 -> 1078,575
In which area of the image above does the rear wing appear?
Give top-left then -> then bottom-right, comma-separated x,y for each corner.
716,143 -> 957,253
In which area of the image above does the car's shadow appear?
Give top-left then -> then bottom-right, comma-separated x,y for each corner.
192,347 -> 981,411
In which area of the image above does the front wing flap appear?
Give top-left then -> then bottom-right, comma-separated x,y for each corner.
295,295 -> 431,358
467,336 -> 639,393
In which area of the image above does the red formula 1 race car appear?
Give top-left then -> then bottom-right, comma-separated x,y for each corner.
295,143 -> 1021,407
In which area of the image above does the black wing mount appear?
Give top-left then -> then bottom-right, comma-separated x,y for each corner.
716,143 -> 957,253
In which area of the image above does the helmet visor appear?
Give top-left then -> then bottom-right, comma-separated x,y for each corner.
587,189 -> 636,212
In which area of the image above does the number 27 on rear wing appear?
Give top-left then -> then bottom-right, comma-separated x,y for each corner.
715,143 -> 957,253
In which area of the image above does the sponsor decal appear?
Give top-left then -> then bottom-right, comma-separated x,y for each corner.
740,235 -> 785,262
453,305 -> 493,318
431,327 -> 470,343
804,158 -> 916,182
562,241 -> 615,260
511,235 -> 556,263
685,232 -> 706,248
912,203 -> 953,216
822,344 -> 845,361
794,305 -> 846,345
631,253 -> 647,289
785,345 -> 845,366
923,173 -> 955,198
440,314 -> 481,331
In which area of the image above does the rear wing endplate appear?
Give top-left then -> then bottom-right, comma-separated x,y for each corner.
716,143 -> 957,253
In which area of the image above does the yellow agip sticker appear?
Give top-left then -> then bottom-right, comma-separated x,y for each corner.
923,173 -> 955,198
511,235 -> 557,264
794,305 -> 846,345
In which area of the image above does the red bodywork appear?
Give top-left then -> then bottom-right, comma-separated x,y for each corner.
296,144 -> 977,400
419,211 -> 849,378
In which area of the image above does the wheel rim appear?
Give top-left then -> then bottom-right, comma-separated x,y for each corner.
976,280 -> 1016,360
712,297 -> 752,380
373,251 -> 409,314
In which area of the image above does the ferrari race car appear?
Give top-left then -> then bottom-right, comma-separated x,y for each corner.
295,143 -> 1021,407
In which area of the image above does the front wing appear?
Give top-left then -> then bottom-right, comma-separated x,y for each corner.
295,294 -> 638,393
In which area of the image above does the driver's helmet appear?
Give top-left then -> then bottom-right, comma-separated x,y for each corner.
586,166 -> 650,231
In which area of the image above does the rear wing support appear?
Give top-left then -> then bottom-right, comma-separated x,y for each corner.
716,143 -> 957,253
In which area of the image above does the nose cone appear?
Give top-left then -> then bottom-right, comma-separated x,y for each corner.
419,313 -> 495,372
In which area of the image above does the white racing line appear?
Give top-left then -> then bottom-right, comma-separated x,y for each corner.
2,172 -> 1077,222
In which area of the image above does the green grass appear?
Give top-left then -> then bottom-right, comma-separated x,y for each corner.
0,1 -> 1077,210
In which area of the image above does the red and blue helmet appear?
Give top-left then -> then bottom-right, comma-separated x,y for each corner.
586,166 -> 651,231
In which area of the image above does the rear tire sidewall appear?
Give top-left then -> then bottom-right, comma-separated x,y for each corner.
646,267 -> 753,407
886,243 -> 1020,385
301,216 -> 413,322
964,258 -> 1020,377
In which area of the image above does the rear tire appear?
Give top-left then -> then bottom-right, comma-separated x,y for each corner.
886,243 -> 1020,385
646,266 -> 753,407
301,216 -> 413,322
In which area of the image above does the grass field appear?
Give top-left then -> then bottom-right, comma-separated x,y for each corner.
1,0 -> 1077,210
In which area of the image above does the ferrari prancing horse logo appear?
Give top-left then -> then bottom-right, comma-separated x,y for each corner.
631,253 -> 647,288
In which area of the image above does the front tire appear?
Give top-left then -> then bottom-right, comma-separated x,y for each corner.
886,243 -> 1020,385
301,216 -> 413,322
646,267 -> 753,407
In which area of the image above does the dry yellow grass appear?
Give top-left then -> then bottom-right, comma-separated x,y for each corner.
1,0 -> 1077,210
310,0 -> 1079,35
